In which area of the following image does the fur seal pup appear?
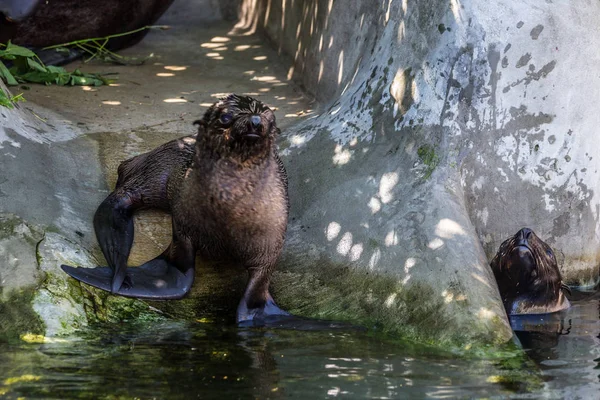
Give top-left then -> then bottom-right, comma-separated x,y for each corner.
62,94 -> 290,323
491,228 -> 571,315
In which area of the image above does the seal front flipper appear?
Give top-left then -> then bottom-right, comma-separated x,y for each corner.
236,267 -> 290,326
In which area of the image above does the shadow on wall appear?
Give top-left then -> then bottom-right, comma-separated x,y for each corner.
233,0 -> 455,105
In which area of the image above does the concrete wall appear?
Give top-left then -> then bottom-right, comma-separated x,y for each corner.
237,0 -> 600,286
232,0 -> 600,344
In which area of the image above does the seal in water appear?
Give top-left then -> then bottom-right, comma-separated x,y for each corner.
490,228 -> 571,315
61,94 -> 290,323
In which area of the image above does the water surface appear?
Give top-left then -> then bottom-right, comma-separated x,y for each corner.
0,292 -> 598,399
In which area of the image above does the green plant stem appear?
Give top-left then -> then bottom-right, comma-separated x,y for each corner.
42,25 -> 168,51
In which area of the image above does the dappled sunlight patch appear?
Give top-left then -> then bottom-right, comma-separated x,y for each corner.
81,85 -> 97,92
234,45 -> 251,51
477,307 -> 496,320
471,272 -> 492,288
337,50 -> 344,85
384,230 -> 399,246
252,75 -> 277,82
427,237 -> 444,250
384,293 -> 397,307
101,100 -> 121,105
349,243 -> 364,261
442,290 -> 455,304
404,258 -> 416,273
206,53 -> 224,60
164,66 -> 187,71
369,248 -> 381,269
163,98 -> 187,103
210,36 -> 230,43
368,197 -> 381,214
200,102 -> 213,107
326,222 -> 341,241
156,72 -> 175,77
403,258 -> 416,285
253,55 -> 267,61
336,232 -> 353,256
434,218 -> 467,239
379,172 -> 399,203
332,144 -> 352,165
3,375 -> 41,386
329,105 -> 341,115
201,42 -> 222,49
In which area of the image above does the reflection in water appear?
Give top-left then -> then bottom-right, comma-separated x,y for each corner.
0,293 -> 598,399
513,290 -> 600,398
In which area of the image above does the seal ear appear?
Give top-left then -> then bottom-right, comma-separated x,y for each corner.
194,104 -> 216,133
193,119 -> 207,133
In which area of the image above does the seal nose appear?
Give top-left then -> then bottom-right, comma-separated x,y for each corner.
518,228 -> 533,240
516,228 -> 533,247
250,115 -> 262,127
250,115 -> 260,128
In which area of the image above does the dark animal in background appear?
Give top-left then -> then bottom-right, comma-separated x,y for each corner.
0,0 -> 174,65
491,228 -> 571,315
0,0 -> 39,21
62,94 -> 290,324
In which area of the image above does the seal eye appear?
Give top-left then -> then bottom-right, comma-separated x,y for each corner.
546,248 -> 554,258
219,113 -> 233,125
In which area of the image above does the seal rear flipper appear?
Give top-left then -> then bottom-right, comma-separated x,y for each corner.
61,257 -> 194,300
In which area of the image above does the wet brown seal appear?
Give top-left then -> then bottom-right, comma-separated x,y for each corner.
491,228 -> 571,315
62,94 -> 290,323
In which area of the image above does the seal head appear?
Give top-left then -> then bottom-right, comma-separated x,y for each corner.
491,228 -> 571,315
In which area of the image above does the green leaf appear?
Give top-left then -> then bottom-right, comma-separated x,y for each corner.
26,58 -> 46,72
16,70 -> 58,84
4,41 -> 37,58
0,51 -> 16,60
46,65 -> 67,74
70,75 -> 104,86
0,87 -> 14,108
0,61 -> 18,85
55,74 -> 70,86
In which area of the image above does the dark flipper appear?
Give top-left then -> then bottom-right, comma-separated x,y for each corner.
62,226 -> 196,299
61,255 -> 195,300
62,189 -> 197,299
61,237 -> 196,300
93,194 -> 136,293
236,266 -> 289,324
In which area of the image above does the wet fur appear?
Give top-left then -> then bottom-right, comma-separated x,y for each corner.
111,94 -> 289,317
491,229 -> 570,315
1,0 -> 174,49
